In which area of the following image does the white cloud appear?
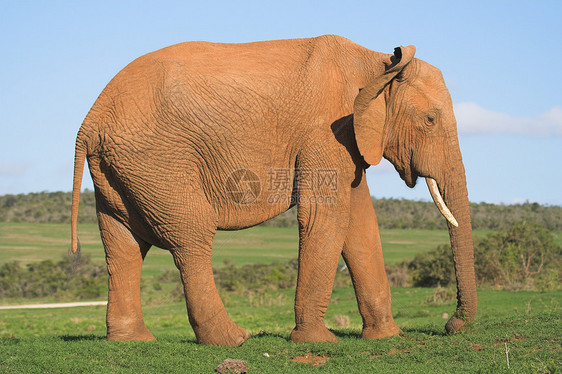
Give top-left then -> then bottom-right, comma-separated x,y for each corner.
454,102 -> 562,136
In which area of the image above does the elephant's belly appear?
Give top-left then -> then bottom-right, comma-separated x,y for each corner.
215,189 -> 295,230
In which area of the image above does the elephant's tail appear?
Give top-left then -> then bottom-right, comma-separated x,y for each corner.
70,126 -> 89,254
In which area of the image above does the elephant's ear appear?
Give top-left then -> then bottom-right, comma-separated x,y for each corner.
353,45 -> 416,165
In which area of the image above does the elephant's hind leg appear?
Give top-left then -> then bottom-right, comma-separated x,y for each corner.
98,212 -> 154,341
166,204 -> 250,347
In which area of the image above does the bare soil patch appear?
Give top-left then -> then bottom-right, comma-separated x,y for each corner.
291,353 -> 329,367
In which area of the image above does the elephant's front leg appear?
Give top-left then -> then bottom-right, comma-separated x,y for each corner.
342,178 -> 401,339
290,202 -> 347,343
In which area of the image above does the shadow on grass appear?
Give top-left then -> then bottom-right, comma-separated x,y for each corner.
332,327 -> 448,339
332,329 -> 362,339
166,333 -> 285,345
400,326 -> 447,337
175,338 -> 198,344
252,331 -> 288,340
61,335 -> 106,342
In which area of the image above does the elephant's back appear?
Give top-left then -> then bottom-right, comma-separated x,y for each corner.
80,34 -> 361,173
84,34 -> 360,134
85,37 -> 316,136
142,35 -> 353,74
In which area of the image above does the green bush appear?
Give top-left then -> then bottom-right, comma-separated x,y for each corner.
0,254 -> 107,300
408,244 -> 455,287
403,223 -> 561,290
213,259 -> 299,293
474,223 -> 561,291
385,262 -> 411,287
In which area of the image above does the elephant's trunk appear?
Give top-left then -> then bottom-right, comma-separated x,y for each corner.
431,155 -> 477,333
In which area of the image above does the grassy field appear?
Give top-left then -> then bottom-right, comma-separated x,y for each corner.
0,222 -> 490,279
1,223 -> 561,372
1,288 -> 560,373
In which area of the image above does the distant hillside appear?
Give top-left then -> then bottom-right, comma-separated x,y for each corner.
1,190 -> 561,231
371,198 -> 562,231
0,191 -> 97,224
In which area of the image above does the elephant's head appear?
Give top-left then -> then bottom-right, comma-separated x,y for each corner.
354,46 -> 476,332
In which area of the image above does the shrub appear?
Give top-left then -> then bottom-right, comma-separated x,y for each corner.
124,221 -> 562,301
402,222 -> 561,291
0,254 -> 107,300
213,259 -> 299,294
408,244 -> 455,287
474,223 -> 561,291
157,269 -> 180,283
333,315 -> 350,328
385,262 -> 411,287
425,286 -> 456,305
168,259 -> 353,295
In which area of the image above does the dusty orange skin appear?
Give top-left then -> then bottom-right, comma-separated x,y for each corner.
71,35 -> 476,346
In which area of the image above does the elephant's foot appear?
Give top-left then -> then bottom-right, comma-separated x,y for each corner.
290,323 -> 338,343
193,315 -> 250,347
361,321 -> 402,340
107,321 -> 156,341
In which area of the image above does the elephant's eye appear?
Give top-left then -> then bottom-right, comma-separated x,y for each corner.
426,115 -> 436,125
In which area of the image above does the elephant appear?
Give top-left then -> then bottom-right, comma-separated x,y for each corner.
70,35 -> 476,346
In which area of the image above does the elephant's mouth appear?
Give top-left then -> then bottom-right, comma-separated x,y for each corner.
398,164 -> 418,188
404,173 -> 418,188
397,163 -> 459,228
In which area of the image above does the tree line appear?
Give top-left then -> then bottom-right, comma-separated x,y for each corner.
1,190 -> 561,231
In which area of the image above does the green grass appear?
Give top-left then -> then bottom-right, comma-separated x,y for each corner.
1,223 -> 561,372
0,222 -> 498,277
0,223 -> 475,295
1,288 -> 560,373
5,223 -> 557,271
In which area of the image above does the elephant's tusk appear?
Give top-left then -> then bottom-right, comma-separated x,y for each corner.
426,178 -> 459,228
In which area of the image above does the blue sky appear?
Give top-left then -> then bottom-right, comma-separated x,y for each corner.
1,1 -> 561,205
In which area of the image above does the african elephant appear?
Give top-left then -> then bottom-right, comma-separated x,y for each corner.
71,35 -> 476,346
